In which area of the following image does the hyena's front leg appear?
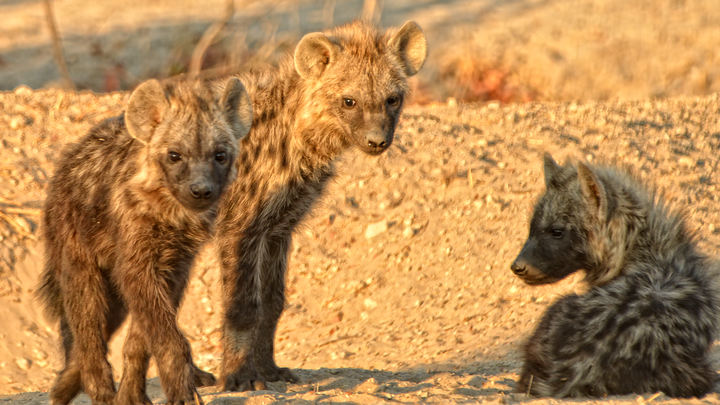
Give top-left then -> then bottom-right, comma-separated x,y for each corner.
254,235 -> 297,383
219,237 -> 266,391
115,320 -> 152,405
117,253 -> 201,405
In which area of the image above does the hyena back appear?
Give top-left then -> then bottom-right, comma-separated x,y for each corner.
510,153 -> 719,397
38,78 -> 252,405
215,20 -> 427,391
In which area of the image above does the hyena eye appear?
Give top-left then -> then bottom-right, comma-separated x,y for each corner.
215,151 -> 227,163
342,98 -> 357,108
551,228 -> 564,238
387,95 -> 401,106
168,151 -> 182,163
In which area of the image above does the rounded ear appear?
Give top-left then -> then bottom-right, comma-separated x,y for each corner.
578,163 -> 608,224
222,78 -> 253,141
388,21 -> 427,77
294,32 -> 340,79
543,152 -> 562,188
125,79 -> 168,144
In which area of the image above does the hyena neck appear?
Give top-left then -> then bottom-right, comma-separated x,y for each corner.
584,181 -> 695,286
242,60 -> 348,180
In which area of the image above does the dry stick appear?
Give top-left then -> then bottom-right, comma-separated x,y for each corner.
526,374 -> 533,396
323,0 -> 336,28
361,0 -> 384,24
42,0 -> 76,90
188,0 -> 235,80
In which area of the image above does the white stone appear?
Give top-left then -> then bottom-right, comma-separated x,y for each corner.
365,220 -> 388,239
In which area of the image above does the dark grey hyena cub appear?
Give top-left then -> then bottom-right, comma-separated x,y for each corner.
510,153 -> 720,398
215,20 -> 426,391
38,78 -> 253,405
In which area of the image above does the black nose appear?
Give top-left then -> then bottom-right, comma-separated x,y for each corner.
366,132 -> 388,149
190,183 -> 213,199
511,261 -> 528,276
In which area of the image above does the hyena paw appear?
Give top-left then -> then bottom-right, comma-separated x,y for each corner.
82,365 -> 116,405
221,368 -> 266,392
258,365 -> 298,383
113,389 -> 152,405
192,365 -> 217,387
166,386 -> 204,405
49,368 -> 82,405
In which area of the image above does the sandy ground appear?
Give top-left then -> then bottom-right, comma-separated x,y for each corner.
2,0 -> 720,404
2,88 -> 720,404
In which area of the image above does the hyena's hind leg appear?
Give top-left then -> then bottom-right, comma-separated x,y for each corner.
50,317 -> 82,405
254,235 -> 297,383
52,266 -> 125,405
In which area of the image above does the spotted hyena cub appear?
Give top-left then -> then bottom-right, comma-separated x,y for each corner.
214,20 -> 426,391
510,153 -> 720,398
38,78 -> 253,405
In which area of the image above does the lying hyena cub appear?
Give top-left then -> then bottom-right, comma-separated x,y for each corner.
215,20 -> 427,391
510,153 -> 720,398
38,78 -> 253,405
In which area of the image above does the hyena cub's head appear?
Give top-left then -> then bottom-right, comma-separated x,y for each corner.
294,20 -> 427,155
125,78 -> 253,212
511,153 -> 615,285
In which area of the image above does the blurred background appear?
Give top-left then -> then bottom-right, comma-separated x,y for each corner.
0,0 -> 719,104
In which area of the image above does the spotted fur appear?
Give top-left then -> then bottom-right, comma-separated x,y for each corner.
38,78 -> 252,405
510,153 -> 720,397
214,20 -> 427,391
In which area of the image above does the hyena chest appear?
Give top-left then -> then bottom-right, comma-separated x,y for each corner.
250,170 -> 331,239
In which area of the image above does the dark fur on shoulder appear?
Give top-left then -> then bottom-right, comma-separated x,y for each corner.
510,153 -> 720,398
38,78 -> 252,405
215,20 -> 427,391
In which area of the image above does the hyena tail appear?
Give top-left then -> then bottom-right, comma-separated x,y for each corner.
36,264 -> 64,322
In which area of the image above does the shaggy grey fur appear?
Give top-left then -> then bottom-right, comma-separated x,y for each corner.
511,153 -> 720,398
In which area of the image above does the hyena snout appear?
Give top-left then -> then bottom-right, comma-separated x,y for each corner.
366,131 -> 389,150
510,259 -> 529,276
511,244 -> 551,285
190,182 -> 214,200
361,129 -> 393,155
510,257 -> 545,285
180,173 -> 221,212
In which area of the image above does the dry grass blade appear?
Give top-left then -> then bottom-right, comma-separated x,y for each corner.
42,0 -> 76,90
1,207 -> 41,217
188,0 -> 235,79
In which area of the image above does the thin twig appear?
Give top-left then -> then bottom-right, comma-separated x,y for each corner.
188,0 -> 235,79
42,0 -> 76,90
1,207 -> 42,216
526,374 -> 534,396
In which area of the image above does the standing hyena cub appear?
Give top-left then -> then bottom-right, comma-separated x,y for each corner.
510,153 -> 720,398
38,78 -> 253,405
214,20 -> 426,391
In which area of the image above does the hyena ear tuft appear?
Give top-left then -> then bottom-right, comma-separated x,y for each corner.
543,152 -> 562,188
578,163 -> 608,223
125,79 -> 168,144
294,32 -> 340,79
388,21 -> 427,77
222,78 -> 253,141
